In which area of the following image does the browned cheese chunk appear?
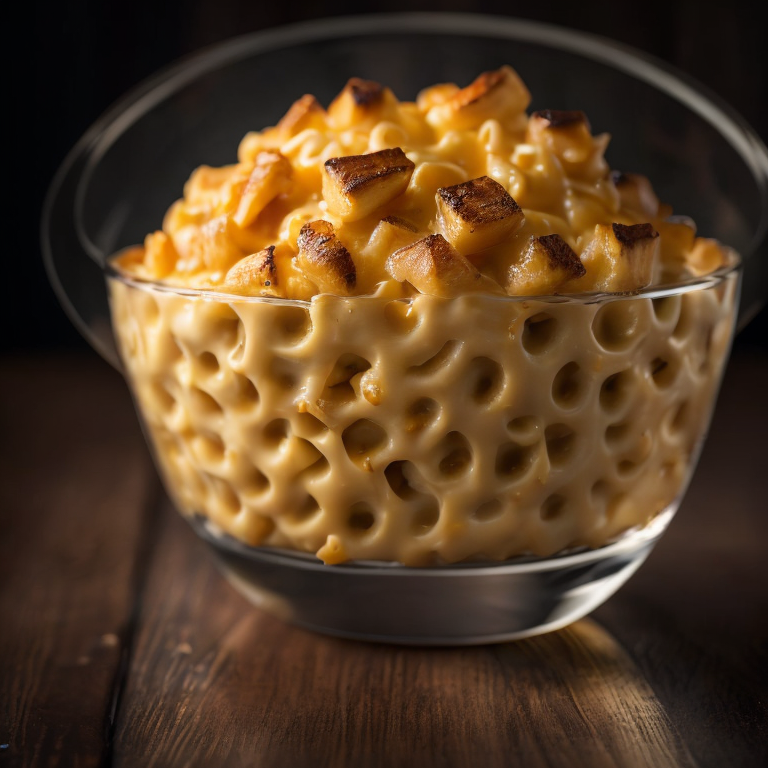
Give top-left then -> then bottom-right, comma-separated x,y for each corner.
232,151 -> 293,228
276,94 -> 327,138
531,109 -> 589,129
385,233 -> 502,297
576,222 -> 660,292
527,110 -> 605,180
223,245 -> 279,295
528,110 -> 590,146
507,234 -> 585,295
323,148 -> 415,221
426,66 -> 531,130
297,220 -> 357,294
327,78 -> 396,129
436,176 -> 525,256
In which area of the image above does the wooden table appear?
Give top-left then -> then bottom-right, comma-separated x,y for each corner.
2,340 -> 766,768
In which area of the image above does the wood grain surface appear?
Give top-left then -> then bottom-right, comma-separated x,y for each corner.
1,345 -> 767,768
0,356 -> 158,767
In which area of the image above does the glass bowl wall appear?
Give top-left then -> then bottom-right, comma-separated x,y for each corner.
106,260 -> 739,643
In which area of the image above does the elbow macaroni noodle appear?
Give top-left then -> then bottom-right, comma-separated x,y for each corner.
110,68 -> 739,565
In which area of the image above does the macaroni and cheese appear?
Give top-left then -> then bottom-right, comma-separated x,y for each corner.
110,68 -> 738,564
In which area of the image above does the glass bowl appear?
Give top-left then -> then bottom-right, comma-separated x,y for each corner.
43,13 -> 767,645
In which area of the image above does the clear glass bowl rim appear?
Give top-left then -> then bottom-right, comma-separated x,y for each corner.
106,247 -> 741,307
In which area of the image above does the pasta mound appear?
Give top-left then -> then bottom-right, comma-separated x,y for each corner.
116,68 -> 726,299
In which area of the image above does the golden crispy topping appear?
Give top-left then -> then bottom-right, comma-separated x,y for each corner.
538,234 -> 585,275
436,176 -> 524,255
277,94 -> 326,138
327,78 -> 395,130
323,148 -> 415,221
347,78 -> 385,106
612,222 -> 657,245
451,67 -> 527,112
506,234 -> 585,295
297,220 -> 357,294
425,66 -> 531,130
385,234 -> 501,298
527,109 -> 607,180
573,222 -> 660,292
454,69 -> 509,107
416,82 -> 460,111
531,109 -> 590,130
119,67 -> 730,296
223,245 -> 278,294
382,215 -> 418,232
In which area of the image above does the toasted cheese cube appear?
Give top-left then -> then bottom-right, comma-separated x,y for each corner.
527,110 -> 592,159
223,246 -> 279,295
577,223 -> 660,292
436,176 -> 524,255
385,234 -> 501,297
297,220 -> 357,294
363,216 -> 421,259
232,151 -> 293,228
527,110 -> 608,180
611,171 -> 660,217
506,234 -> 585,295
323,148 -> 415,221
532,109 -> 588,127
426,67 -> 531,131
327,78 -> 398,130
276,94 -> 327,138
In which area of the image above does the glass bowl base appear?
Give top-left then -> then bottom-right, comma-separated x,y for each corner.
188,508 -> 674,645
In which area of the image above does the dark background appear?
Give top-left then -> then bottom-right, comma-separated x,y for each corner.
31,0 -> 767,355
